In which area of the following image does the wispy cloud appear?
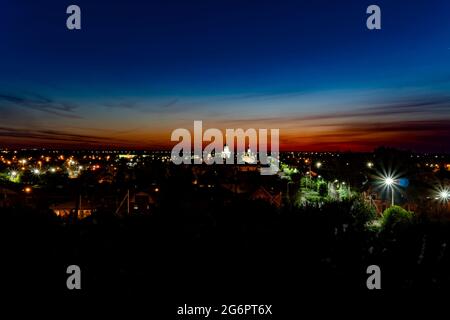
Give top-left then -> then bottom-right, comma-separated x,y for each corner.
1,87 -> 450,151
0,127 -> 126,144
0,92 -> 82,119
214,93 -> 450,126
102,98 -> 180,112
280,119 -> 450,151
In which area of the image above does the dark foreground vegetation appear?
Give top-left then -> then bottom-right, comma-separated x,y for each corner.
3,195 -> 450,302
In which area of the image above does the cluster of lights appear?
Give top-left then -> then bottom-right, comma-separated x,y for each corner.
1,151 -> 449,209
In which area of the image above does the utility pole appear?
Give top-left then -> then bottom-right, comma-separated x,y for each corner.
115,189 -> 130,216
391,186 -> 394,206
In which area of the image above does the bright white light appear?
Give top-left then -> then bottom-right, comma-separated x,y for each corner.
10,171 -> 17,177
384,177 -> 394,186
221,145 -> 231,159
33,169 -> 40,175
242,155 -> 256,164
439,189 -> 450,201
316,162 -> 322,168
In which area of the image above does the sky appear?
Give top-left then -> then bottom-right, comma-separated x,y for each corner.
0,0 -> 450,151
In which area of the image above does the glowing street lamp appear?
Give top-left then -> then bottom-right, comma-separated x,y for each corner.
384,176 -> 395,206
439,189 -> 450,202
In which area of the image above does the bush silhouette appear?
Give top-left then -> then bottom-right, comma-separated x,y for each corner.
318,182 -> 328,197
382,205 -> 414,231
350,198 -> 376,229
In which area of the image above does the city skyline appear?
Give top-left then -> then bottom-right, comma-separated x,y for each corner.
1,0 -> 450,151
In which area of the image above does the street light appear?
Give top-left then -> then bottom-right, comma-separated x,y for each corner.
439,189 -> 450,202
384,176 -> 395,206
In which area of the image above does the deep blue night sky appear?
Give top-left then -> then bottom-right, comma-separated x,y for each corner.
1,0 -> 450,151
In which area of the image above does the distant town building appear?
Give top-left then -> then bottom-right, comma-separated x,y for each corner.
50,200 -> 95,219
